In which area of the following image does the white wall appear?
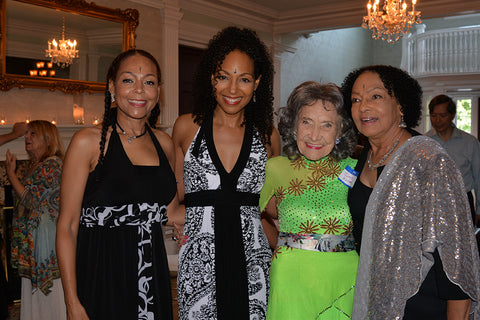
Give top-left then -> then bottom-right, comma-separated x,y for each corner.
280,28 -> 376,107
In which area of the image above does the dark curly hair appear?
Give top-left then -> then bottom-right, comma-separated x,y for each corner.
98,49 -> 162,165
278,81 -> 357,161
341,65 -> 423,128
192,26 -> 275,145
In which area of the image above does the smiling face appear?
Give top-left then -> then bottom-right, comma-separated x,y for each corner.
212,50 -> 260,116
350,71 -> 403,141
296,100 -> 341,161
109,54 -> 160,120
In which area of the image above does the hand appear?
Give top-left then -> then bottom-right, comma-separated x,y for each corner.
5,149 -> 17,176
11,122 -> 27,139
66,301 -> 90,320
173,222 -> 187,248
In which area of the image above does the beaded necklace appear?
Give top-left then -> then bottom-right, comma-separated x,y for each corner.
367,131 -> 403,170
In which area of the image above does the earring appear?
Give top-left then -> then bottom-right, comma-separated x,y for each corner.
335,137 -> 342,145
111,94 -> 115,103
399,115 -> 407,128
253,91 -> 256,103
292,131 -> 297,138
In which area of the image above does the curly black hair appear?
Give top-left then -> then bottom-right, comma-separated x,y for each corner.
278,81 -> 357,161
98,49 -> 162,166
341,65 -> 423,128
192,26 -> 275,145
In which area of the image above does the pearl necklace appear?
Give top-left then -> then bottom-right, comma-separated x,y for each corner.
367,131 -> 403,170
116,121 -> 147,144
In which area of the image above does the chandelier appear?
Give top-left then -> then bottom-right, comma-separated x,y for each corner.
45,16 -> 79,67
362,0 -> 421,43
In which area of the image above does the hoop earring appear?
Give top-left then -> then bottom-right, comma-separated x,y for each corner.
399,115 -> 407,128
111,94 -> 115,103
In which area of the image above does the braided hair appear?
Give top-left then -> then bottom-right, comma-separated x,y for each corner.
192,26 -> 275,146
98,49 -> 162,166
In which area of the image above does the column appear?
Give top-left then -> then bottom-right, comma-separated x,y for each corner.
160,0 -> 183,133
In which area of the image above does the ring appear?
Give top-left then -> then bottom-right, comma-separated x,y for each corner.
172,236 -> 177,241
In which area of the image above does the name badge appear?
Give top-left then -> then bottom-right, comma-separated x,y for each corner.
338,165 -> 359,188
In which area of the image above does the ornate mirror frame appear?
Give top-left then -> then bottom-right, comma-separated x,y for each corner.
0,0 -> 139,94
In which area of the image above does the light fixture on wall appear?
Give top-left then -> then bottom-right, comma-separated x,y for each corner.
45,15 -> 79,67
363,0 -> 421,43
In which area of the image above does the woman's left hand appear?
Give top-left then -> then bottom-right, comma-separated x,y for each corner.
5,149 -> 17,176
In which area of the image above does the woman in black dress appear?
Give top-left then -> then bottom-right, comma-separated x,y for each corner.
56,49 -> 183,319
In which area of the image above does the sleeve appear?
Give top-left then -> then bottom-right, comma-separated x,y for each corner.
427,150 -> 480,304
470,138 -> 480,213
259,158 -> 276,212
20,157 -> 62,220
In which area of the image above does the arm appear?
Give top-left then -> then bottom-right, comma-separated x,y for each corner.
172,114 -> 198,202
0,122 -> 27,146
260,158 -> 279,248
267,127 -> 281,158
470,139 -> 480,225
56,129 -> 98,320
447,300 -> 471,320
155,129 -> 185,226
262,197 -> 278,249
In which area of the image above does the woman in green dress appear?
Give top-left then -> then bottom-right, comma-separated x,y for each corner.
260,81 -> 359,319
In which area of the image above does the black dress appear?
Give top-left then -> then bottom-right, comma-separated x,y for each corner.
76,125 -> 176,319
348,133 -> 468,320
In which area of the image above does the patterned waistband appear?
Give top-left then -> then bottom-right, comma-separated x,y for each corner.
277,232 -> 356,252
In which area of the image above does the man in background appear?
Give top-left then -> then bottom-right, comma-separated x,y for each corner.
426,94 -> 480,226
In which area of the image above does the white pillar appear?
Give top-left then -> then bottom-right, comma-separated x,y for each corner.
271,38 -> 296,124
160,0 -> 183,133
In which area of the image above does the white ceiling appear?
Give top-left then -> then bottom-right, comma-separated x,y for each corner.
196,0 -> 480,34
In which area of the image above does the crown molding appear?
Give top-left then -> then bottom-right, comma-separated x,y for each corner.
179,0 -> 273,33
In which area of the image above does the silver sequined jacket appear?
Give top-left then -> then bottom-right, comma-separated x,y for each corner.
353,135 -> 480,320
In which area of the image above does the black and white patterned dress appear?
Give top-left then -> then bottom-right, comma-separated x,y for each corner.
177,116 -> 271,320
76,125 -> 176,320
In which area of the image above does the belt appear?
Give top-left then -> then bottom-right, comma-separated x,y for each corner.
277,232 -> 356,252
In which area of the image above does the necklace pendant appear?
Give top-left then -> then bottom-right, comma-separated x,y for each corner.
127,136 -> 133,144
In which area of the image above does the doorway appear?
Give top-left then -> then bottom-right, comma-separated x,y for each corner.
178,45 -> 204,116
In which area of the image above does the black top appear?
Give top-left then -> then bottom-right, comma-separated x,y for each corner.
77,125 -> 176,319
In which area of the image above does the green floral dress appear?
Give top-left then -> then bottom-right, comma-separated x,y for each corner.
11,156 -> 62,295
260,155 -> 359,320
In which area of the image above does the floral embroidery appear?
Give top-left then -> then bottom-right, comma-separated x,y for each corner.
275,186 -> 287,205
306,175 -> 326,192
342,221 -> 353,235
324,160 -> 341,179
308,161 -> 328,176
298,220 -> 321,234
288,178 -> 306,196
291,157 -> 306,170
321,217 -> 343,234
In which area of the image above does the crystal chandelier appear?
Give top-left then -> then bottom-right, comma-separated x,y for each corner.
45,16 -> 79,67
362,0 -> 421,43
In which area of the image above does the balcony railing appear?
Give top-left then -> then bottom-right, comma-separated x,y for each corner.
404,25 -> 480,77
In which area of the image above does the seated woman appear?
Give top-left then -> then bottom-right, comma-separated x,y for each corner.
260,81 -> 359,319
